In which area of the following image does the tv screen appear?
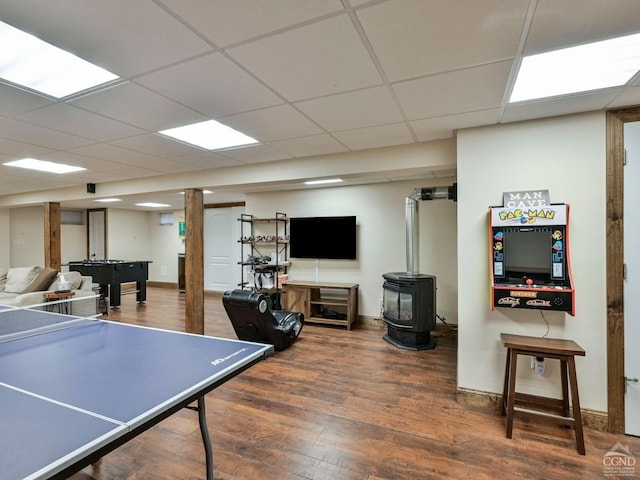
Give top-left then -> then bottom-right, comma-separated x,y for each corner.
504,227 -> 552,279
289,216 -> 356,260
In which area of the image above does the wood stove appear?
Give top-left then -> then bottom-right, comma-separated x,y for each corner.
381,184 -> 455,350
382,272 -> 436,350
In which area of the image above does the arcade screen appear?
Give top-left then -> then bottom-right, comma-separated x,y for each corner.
504,227 -> 552,280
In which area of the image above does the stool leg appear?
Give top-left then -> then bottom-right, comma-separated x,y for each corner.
501,347 -> 512,416
505,349 -> 518,439
567,356 -> 585,455
560,359 -> 570,417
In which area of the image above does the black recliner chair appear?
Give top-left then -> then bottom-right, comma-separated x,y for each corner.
222,289 -> 303,351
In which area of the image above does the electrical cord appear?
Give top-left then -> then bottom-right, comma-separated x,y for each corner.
539,310 -> 550,338
434,313 -> 457,337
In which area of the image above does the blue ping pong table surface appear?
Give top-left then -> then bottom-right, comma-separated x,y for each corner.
0,308 -> 274,480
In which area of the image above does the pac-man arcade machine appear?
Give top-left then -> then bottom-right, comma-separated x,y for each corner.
490,190 -> 575,316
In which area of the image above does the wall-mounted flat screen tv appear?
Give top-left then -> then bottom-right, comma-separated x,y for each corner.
289,216 -> 356,260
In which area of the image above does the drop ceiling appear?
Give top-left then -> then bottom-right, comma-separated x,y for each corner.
0,0 -> 639,210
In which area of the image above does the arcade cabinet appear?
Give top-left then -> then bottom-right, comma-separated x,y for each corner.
490,202 -> 575,315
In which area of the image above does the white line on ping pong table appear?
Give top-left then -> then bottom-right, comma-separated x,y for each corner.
0,381 -> 127,428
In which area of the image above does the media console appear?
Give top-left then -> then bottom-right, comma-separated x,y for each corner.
281,281 -> 358,330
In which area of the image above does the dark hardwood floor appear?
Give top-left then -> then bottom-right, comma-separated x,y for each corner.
70,288 -> 640,480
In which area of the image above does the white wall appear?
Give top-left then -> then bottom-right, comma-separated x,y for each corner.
246,177 -> 458,321
457,111 -> 607,411
9,206 -> 44,267
107,209 -> 152,261
61,223 -> 87,266
147,210 -> 185,282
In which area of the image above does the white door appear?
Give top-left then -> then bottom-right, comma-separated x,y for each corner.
88,209 -> 106,260
204,206 -> 243,292
624,121 -> 640,436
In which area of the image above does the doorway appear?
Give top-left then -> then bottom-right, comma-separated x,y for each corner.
623,121 -> 640,437
203,205 -> 244,292
87,208 -> 106,260
606,106 -> 640,434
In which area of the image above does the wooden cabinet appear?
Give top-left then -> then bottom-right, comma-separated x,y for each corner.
281,281 -> 358,330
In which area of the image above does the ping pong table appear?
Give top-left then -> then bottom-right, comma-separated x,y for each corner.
0,305 -> 274,480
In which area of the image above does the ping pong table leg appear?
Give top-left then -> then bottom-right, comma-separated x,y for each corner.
197,397 -> 214,480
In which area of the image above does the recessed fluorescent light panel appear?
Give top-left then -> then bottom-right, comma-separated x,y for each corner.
136,202 -> 171,208
304,178 -> 343,185
158,120 -> 258,150
179,190 -> 213,194
3,158 -> 86,174
510,33 -> 640,103
95,198 -> 122,203
0,20 -> 119,98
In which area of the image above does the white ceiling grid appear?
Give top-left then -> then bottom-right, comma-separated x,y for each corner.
0,0 -> 637,209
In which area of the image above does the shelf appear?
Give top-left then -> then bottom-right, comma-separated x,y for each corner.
240,240 -> 289,245
310,299 -> 347,307
241,262 -> 291,269
239,217 -> 289,223
238,212 -> 289,308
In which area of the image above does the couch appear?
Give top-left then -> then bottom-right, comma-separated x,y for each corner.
0,266 -> 97,317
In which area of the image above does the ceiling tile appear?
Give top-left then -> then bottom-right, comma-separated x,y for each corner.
170,152 -> 243,169
70,83 -> 206,131
295,86 -> 404,131
0,83 -> 54,117
221,105 -> 324,142
0,117 -> 94,150
502,90 -> 620,124
268,134 -> 349,157
160,0 -> 344,46
524,0 -> 640,55
0,0 -> 213,77
110,133 -> 203,158
332,123 -> 414,150
393,61 -> 513,120
66,143 -> 188,175
0,138 -> 54,159
411,109 -> 501,142
218,144 -> 294,163
228,14 -> 382,101
135,52 -> 284,118
17,103 -> 145,142
357,0 -> 529,82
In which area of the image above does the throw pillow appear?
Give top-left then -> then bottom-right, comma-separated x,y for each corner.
5,266 -> 42,294
0,267 -> 7,292
22,267 -> 59,294
63,271 -> 83,290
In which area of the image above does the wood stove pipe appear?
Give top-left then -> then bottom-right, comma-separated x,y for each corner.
406,184 -> 457,274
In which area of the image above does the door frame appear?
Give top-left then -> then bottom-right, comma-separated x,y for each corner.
606,105 -> 640,433
86,208 -> 107,260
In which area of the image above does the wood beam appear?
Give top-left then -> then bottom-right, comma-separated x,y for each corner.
44,202 -> 61,271
184,189 -> 204,334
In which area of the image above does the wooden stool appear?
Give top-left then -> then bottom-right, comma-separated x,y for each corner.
500,333 -> 586,455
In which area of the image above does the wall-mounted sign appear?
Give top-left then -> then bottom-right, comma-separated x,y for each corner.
502,189 -> 550,209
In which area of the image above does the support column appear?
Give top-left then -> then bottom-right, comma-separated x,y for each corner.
184,189 -> 204,334
44,202 -> 61,271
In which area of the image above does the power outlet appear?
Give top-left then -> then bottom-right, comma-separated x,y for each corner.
534,357 -> 545,375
